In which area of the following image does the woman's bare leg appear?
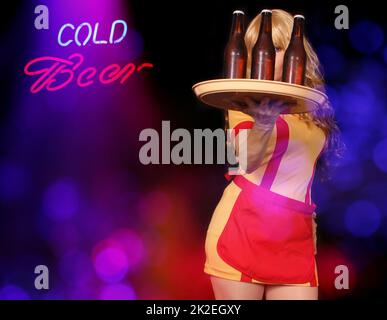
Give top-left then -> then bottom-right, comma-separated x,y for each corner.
210,276 -> 265,300
265,285 -> 318,300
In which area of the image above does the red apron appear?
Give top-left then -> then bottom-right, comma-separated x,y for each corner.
218,117 -> 318,286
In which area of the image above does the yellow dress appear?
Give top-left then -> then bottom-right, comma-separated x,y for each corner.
204,109 -> 326,286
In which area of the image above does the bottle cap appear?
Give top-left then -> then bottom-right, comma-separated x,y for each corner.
233,10 -> 245,15
294,14 -> 305,19
261,9 -> 272,14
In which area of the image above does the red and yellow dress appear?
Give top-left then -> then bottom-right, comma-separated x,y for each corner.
204,109 -> 326,286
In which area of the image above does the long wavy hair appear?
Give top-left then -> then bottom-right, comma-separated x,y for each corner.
244,9 -> 345,180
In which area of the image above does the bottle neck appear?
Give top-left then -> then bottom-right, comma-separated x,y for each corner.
291,17 -> 305,39
260,12 -> 272,35
230,13 -> 245,37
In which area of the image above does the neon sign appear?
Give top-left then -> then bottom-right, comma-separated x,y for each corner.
25,15 -> 153,94
24,53 -> 153,93
58,20 -> 128,46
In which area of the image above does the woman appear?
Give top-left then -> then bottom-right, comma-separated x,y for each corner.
204,9 -> 343,300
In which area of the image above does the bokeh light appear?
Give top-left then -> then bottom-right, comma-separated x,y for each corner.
92,239 -> 129,283
99,283 -> 136,300
381,115 -> 387,138
0,161 -> 27,202
0,285 -> 30,300
59,250 -> 94,287
330,160 -> 364,191
344,200 -> 381,237
339,80 -> 376,128
349,20 -> 384,54
109,229 -> 146,270
373,138 -> 387,173
43,178 -> 81,221
317,45 -> 346,79
361,181 -> 387,208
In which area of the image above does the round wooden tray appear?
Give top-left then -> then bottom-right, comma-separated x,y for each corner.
192,79 -> 328,114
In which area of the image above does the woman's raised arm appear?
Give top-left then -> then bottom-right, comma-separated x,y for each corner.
231,97 -> 290,173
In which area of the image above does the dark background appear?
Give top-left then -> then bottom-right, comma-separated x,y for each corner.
0,0 -> 386,299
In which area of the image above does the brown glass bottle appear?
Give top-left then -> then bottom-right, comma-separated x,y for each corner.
223,10 -> 247,78
251,9 -> 276,80
282,15 -> 307,85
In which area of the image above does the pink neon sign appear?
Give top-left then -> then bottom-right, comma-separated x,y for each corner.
24,18 -> 153,93
24,53 -> 153,94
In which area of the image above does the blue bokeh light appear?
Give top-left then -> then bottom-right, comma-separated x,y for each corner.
362,181 -> 387,208
382,115 -> 387,138
340,130 -> 375,162
325,85 -> 340,109
348,59 -> 387,94
339,81 -> 376,128
43,178 -> 81,220
344,200 -> 381,237
59,250 -> 94,287
373,138 -> 387,173
0,285 -> 30,300
358,59 -> 386,83
330,160 -> 364,191
0,161 -> 27,202
349,20 -> 384,54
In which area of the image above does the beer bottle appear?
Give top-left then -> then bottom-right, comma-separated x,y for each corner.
224,10 -> 247,78
251,9 -> 276,80
282,15 -> 307,85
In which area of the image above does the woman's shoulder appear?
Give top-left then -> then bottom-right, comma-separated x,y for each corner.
280,113 -> 317,127
282,113 -> 327,144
